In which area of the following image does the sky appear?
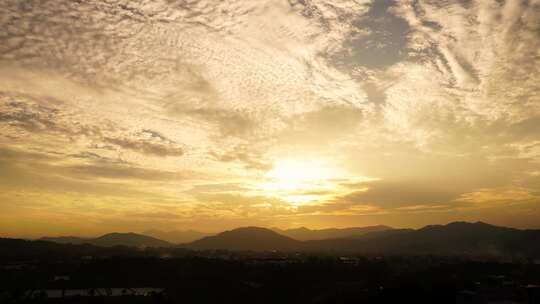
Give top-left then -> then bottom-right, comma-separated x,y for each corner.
0,0 -> 539,238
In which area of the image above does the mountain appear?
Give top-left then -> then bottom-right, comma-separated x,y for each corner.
306,222 -> 540,256
41,232 -> 171,248
90,233 -> 171,248
183,222 -> 540,257
142,229 -> 213,244
0,238 -> 158,261
183,227 -> 302,251
34,222 -> 540,257
273,225 -> 393,241
40,236 -> 89,244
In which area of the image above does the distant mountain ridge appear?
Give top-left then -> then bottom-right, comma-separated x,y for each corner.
142,229 -> 213,243
41,232 -> 171,248
35,222 -> 540,257
273,225 -> 393,241
179,222 -> 540,257
303,221 -> 540,256
184,227 -> 302,251
40,236 -> 90,244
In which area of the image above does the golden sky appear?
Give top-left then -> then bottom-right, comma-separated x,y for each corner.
1,0 -> 539,238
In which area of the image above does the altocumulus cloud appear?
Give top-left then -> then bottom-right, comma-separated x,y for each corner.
0,0 -> 539,232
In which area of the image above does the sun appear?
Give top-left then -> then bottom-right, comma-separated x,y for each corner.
266,159 -> 336,185
258,159 -> 342,204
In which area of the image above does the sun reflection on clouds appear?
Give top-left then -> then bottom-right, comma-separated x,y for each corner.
254,158 -> 374,206
267,159 -> 339,185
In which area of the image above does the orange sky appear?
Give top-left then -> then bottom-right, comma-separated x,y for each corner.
1,0 -> 539,238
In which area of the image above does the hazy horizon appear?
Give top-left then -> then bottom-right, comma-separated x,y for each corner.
2,220 -> 536,240
1,0 -> 539,238
6,222 -> 390,239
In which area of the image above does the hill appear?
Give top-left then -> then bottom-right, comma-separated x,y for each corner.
273,225 -> 393,241
142,229 -> 213,243
0,238 -> 144,261
30,222 -> 540,257
183,227 -> 302,251
306,222 -> 540,256
91,232 -> 171,247
183,222 -> 540,257
41,232 -> 171,248
40,236 -> 89,244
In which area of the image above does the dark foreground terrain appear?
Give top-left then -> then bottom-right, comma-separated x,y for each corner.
1,250 -> 540,304
2,222 -> 540,303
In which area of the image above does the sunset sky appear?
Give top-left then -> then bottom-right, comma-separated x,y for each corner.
1,0 -> 539,238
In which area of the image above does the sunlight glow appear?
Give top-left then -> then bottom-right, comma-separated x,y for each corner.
267,159 -> 337,184
258,159 -> 343,205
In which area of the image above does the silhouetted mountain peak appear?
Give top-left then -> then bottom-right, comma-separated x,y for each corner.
288,227 -> 310,232
39,236 -> 89,244
275,225 -> 394,241
92,232 -> 171,247
184,227 -> 301,251
42,232 -> 171,248
142,229 -> 213,244
98,232 -> 138,238
94,232 -> 148,240
222,226 -> 282,236
420,221 -> 510,234
447,221 -> 493,227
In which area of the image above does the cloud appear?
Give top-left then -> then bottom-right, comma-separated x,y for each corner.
190,191 -> 295,219
328,178 -> 468,211
391,0 -> 540,117
456,187 -> 539,204
1,0 -> 540,233
210,143 -> 272,171
65,164 -> 181,181
174,107 -> 258,138
278,104 -> 364,147
186,183 -> 250,194
295,200 -> 384,216
0,0 -> 371,110
68,151 -> 125,164
103,135 -> 184,157
0,102 -> 58,132
0,146 -> 183,183
0,94 -> 185,158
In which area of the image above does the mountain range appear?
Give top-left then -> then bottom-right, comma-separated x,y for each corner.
142,229 -> 213,243
300,222 -> 540,256
272,225 -> 393,241
180,222 -> 540,257
41,232 -> 171,248
31,222 -> 540,257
